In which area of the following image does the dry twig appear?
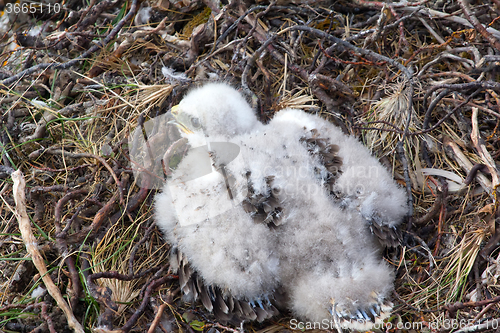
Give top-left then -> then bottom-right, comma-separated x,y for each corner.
9,170 -> 84,333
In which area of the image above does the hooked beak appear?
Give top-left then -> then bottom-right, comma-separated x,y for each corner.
169,105 -> 193,134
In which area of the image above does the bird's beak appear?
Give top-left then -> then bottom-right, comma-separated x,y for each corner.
169,105 -> 193,134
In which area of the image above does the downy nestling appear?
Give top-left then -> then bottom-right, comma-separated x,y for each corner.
155,82 -> 407,330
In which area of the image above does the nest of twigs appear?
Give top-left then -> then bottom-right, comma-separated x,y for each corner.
1,0 -> 500,332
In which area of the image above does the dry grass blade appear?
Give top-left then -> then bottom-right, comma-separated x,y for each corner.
441,228 -> 486,302
134,84 -> 175,114
90,208 -> 168,324
406,220 -> 489,311
364,80 -> 421,153
273,88 -> 318,111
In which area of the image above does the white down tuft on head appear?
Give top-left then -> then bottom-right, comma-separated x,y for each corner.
175,83 -> 260,141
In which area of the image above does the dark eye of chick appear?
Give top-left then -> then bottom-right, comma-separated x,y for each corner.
191,117 -> 201,129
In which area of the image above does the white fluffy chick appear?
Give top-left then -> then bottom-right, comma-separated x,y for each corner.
155,82 -> 407,328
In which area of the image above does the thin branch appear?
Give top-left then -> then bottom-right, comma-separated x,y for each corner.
458,0 -> 500,52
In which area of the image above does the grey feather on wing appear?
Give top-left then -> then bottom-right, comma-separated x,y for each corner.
198,276 -> 213,311
169,247 -> 280,323
242,172 -> 284,227
368,217 -> 402,248
240,301 -> 257,321
255,307 -> 268,322
215,288 -> 229,314
299,129 -> 402,248
300,128 -> 343,192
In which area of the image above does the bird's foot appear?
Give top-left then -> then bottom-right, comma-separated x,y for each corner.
331,296 -> 392,331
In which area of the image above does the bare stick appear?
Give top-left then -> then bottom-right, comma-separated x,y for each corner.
458,0 -> 500,52
147,303 -> 168,333
47,149 -> 124,204
10,170 -> 84,333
